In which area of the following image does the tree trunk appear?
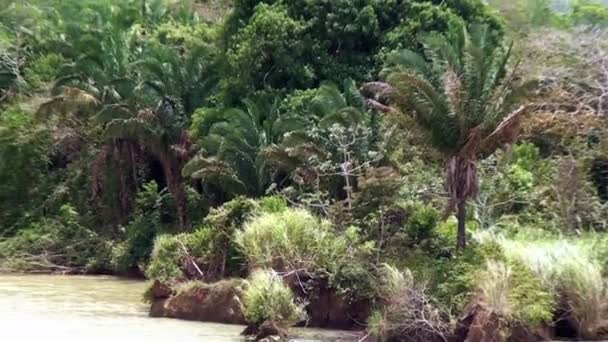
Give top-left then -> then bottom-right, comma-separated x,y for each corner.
456,201 -> 467,250
159,152 -> 187,229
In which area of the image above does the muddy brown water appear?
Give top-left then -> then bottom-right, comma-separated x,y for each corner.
0,274 -> 361,342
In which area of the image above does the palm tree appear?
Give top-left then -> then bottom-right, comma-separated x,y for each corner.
136,41 -> 217,116
365,23 -> 528,249
183,97 -> 289,199
92,37 -> 216,228
102,97 -> 193,228
39,26 -> 146,216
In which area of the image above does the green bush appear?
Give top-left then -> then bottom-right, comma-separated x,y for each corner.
571,1 -> 608,26
221,0 -> 501,101
509,260 -> 555,326
243,269 -> 305,327
257,196 -> 288,213
23,53 -> 64,89
0,107 -> 49,233
205,196 -> 258,231
432,240 -> 505,313
405,204 -> 439,243
115,181 -> 169,273
145,226 -> 224,281
146,234 -> 184,281
235,208 -> 348,272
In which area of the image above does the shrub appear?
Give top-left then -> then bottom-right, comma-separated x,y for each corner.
405,204 -> 439,243
145,234 -> 184,281
243,269 -> 305,327
205,196 -> 258,230
23,53 -> 64,89
432,239 -> 505,313
235,208 -> 348,272
330,259 -> 379,303
117,181 -> 167,272
145,226 -> 229,281
508,261 -> 555,326
368,264 -> 452,341
571,1 -> 608,26
257,196 -> 288,213
0,107 -> 49,233
200,197 -> 258,277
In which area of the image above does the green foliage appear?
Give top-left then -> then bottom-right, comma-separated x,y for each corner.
404,236 -> 506,313
0,107 -> 49,232
146,197 -> 261,281
368,264 -> 451,341
23,53 -> 65,90
0,204 -> 112,273
405,204 -> 439,243
205,196 -> 258,230
329,258 -> 379,303
4,3 -> 608,338
222,3 -> 310,103
242,269 -> 305,327
571,0 -> 608,26
486,0 -> 562,33
115,181 -> 166,273
508,260 -> 555,326
185,97 -> 288,197
235,208 -> 348,272
257,196 -> 287,213
222,0 -> 501,101
477,143 -> 547,228
146,234 -> 184,280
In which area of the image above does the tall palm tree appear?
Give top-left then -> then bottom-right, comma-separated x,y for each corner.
38,28 -> 142,221
102,97 -> 193,228
365,23 -> 528,249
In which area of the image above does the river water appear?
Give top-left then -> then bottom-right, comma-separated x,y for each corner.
0,274 -> 361,342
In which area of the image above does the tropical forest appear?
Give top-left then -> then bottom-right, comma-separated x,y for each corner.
2,0 -> 608,341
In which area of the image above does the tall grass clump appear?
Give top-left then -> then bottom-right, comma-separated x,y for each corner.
478,261 -> 514,319
499,239 -> 608,338
234,208 -> 347,271
476,260 -> 554,327
243,269 -> 305,328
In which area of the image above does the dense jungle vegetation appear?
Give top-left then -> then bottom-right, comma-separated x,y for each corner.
2,0 -> 608,340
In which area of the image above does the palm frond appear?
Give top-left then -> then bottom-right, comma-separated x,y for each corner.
104,117 -> 153,143
384,49 -> 429,77
310,83 -> 348,118
481,105 -> 527,156
183,155 -> 247,195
